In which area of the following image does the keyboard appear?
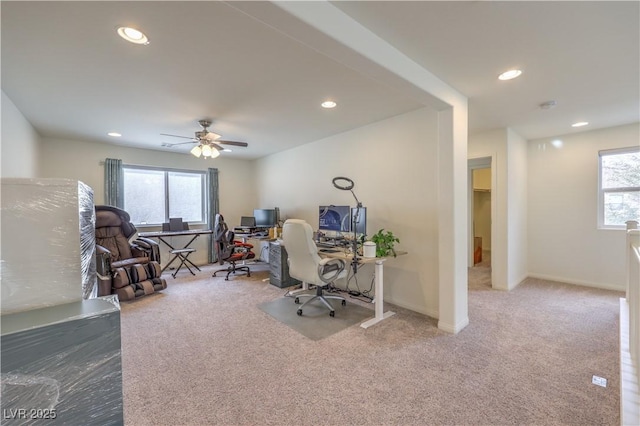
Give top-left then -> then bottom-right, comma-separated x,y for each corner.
234,227 -> 254,234
316,242 -> 337,248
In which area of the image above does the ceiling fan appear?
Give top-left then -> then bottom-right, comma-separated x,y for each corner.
161,119 -> 248,158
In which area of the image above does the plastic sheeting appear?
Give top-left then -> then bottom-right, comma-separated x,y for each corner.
1,298 -> 123,425
0,178 -> 96,315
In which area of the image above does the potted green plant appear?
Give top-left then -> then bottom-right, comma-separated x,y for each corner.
370,229 -> 400,257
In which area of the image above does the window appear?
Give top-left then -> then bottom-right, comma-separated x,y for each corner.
598,147 -> 640,228
123,165 -> 207,226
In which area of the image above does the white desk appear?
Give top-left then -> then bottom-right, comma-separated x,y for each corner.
318,249 -> 407,329
237,234 -> 274,264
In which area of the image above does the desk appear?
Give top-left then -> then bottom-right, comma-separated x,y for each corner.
318,249 -> 407,329
138,229 -> 212,273
235,233 -> 274,263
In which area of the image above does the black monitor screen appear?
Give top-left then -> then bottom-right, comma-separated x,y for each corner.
254,209 -> 276,227
351,207 -> 367,236
240,216 -> 256,227
319,205 -> 350,232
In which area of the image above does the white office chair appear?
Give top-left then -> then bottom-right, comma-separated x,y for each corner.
282,219 -> 347,317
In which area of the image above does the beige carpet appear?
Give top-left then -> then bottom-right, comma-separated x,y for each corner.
120,262 -> 622,425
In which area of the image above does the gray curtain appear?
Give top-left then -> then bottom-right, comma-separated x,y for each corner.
104,158 -> 124,208
207,167 -> 220,263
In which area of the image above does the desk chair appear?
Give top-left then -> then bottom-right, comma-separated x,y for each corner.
282,219 -> 347,317
212,214 -> 256,280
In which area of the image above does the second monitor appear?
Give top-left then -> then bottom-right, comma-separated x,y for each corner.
253,209 -> 277,228
318,205 -> 367,236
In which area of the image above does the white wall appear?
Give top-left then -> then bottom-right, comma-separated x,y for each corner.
473,191 -> 491,250
39,137 -> 258,267
473,168 -> 492,250
255,108 -> 441,317
528,122 -> 640,290
1,91 -> 40,178
507,128 -> 528,288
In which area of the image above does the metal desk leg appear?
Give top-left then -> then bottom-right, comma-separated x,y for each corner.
360,259 -> 395,328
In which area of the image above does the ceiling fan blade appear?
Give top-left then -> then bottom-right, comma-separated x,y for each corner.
211,142 -> 225,151
162,140 -> 197,147
217,140 -> 248,147
160,133 -> 196,140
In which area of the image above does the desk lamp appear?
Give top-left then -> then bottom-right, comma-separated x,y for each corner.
332,176 -> 362,274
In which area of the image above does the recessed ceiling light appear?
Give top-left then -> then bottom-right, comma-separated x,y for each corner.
321,100 -> 337,109
116,26 -> 149,45
572,121 -> 589,128
223,148 -> 232,152
498,69 -> 522,81
107,132 -> 122,137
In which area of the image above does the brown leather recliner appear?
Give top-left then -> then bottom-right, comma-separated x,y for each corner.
95,205 -> 167,301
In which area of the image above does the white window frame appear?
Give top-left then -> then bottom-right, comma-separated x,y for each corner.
123,165 -> 208,227
598,146 -> 640,229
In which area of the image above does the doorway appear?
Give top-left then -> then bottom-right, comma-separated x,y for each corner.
472,168 -> 491,267
468,157 -> 493,289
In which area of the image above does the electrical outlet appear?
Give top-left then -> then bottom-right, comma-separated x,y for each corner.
592,375 -> 607,387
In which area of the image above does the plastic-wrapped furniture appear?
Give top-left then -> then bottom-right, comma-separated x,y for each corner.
212,213 -> 255,280
95,205 -> 167,300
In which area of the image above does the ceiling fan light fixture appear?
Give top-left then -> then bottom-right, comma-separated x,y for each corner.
190,145 -> 202,157
201,144 -> 213,157
209,149 -> 221,159
116,26 -> 149,45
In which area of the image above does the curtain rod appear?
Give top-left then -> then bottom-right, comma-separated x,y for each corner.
98,160 -> 217,173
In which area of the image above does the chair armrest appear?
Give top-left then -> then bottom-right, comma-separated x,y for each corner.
133,237 -> 161,262
136,237 -> 159,248
318,258 -> 345,283
95,244 -> 112,277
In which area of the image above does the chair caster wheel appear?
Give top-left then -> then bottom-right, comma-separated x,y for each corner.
294,297 -> 300,304
329,311 -> 335,317
297,309 -> 303,316
341,300 -> 346,306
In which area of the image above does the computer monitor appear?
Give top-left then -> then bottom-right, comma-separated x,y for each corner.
351,207 -> 367,236
240,216 -> 256,227
253,209 -> 277,227
318,205 -> 350,232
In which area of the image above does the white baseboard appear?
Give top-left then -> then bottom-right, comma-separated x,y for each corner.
527,273 -> 624,292
438,316 -> 469,334
508,274 -> 528,291
383,297 -> 439,319
619,298 -> 640,426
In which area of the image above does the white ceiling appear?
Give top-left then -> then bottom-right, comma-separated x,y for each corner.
2,1 -> 638,160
